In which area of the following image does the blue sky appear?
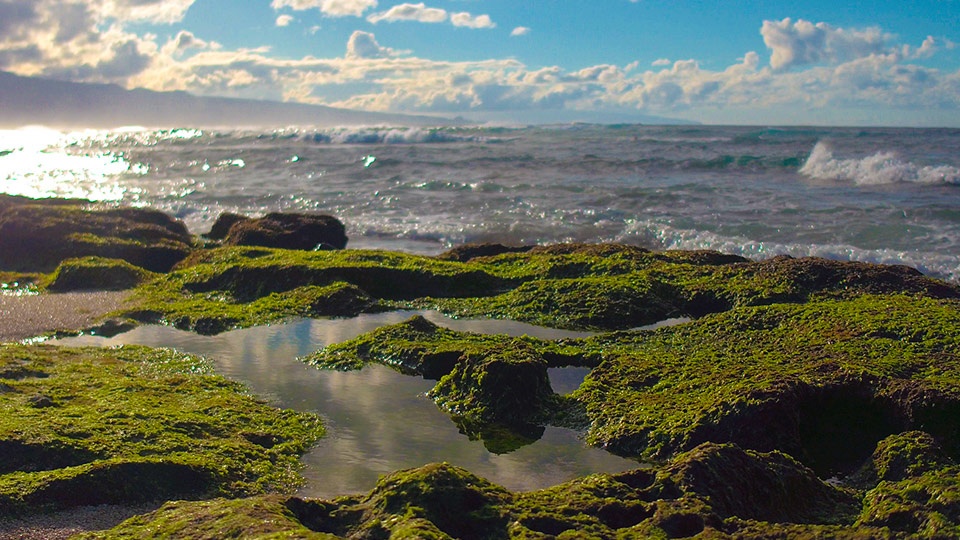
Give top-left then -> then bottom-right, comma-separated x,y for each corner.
2,0 -> 959,125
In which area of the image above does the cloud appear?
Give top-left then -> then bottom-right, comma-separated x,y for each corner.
511,27 -> 530,37
367,3 -> 447,24
100,0 -> 197,24
276,14 -> 294,27
271,0 -> 377,17
345,30 -> 396,59
451,12 -> 495,29
761,17 -> 889,70
1,5 -> 958,125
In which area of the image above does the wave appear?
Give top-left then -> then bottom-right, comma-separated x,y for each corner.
800,141 -> 960,185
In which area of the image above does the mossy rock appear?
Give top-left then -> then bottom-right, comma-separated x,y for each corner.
88,443 -> 899,538
429,340 -> 554,425
577,294 -> 960,470
0,195 -> 193,273
224,212 -> 348,250
203,212 -> 251,241
45,256 -> 156,291
0,344 -> 323,517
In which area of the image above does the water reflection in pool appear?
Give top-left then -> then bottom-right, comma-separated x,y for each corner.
56,310 -> 639,498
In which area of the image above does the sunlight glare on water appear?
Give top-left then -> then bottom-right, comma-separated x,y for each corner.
0,127 -> 144,201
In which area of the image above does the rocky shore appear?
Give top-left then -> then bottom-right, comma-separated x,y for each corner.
2,194 -> 960,538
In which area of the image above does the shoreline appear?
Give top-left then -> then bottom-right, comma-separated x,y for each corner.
0,291 -> 131,343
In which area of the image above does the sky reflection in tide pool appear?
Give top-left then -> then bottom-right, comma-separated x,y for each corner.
55,310 -> 638,498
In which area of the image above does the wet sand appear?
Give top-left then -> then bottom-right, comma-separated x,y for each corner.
0,291 -> 131,342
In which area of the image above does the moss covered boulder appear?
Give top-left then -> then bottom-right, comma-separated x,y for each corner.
0,194 -> 193,273
45,256 -> 157,291
223,212 -> 348,250
0,344 -> 323,517
84,444 -> 882,539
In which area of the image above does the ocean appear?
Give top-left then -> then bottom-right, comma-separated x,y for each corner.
1,124 -> 959,283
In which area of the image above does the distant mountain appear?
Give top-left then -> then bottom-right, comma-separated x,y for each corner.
0,71 -> 450,129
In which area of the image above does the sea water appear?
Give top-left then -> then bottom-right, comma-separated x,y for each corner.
1,124 -> 957,282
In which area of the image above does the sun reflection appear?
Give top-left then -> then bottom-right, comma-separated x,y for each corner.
0,127 -> 147,201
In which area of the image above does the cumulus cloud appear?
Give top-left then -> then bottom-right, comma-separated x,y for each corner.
761,18 -> 890,70
276,14 -> 294,26
451,12 -> 495,29
367,3 -> 447,24
1,3 -> 958,125
345,30 -> 396,59
511,26 -> 530,37
271,0 -> 377,17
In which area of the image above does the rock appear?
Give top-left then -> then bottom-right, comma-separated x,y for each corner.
223,212 -> 347,250
203,212 -> 251,241
436,243 -> 533,262
653,442 -> 860,524
429,340 -> 554,425
0,195 -> 193,273
46,257 -> 156,291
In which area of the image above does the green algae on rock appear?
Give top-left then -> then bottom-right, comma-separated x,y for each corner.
0,344 -> 324,517
45,257 -> 157,292
578,294 -> 960,469
82,443 -> 890,539
0,194 -> 194,273
113,242 -> 957,336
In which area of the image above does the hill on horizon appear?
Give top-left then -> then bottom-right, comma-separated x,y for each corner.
0,71 -> 449,129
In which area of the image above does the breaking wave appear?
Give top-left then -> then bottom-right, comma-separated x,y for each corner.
800,141 -> 960,185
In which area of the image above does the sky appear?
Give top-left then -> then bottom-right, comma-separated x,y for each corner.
1,0 -> 959,126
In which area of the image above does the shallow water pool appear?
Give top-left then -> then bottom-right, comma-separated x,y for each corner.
56,310 -> 639,497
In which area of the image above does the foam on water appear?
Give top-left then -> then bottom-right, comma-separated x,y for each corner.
800,141 -> 960,185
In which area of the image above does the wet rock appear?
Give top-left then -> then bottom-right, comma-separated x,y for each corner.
429,340 -> 554,426
859,431 -> 954,485
652,442 -> 859,524
223,212 -> 347,251
203,212 -> 251,241
46,257 -> 156,291
361,463 -> 512,540
0,194 -> 193,273
436,243 -> 533,262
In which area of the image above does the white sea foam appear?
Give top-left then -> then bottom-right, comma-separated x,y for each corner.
800,141 -> 960,185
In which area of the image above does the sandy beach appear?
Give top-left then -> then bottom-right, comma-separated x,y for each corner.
0,291 -> 131,342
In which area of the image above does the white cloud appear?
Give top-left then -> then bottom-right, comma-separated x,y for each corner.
100,0 -> 197,24
511,27 -> 530,37
761,18 -> 889,70
367,3 -> 447,24
271,0 -> 377,17
2,5 -> 958,125
276,15 -> 294,27
450,12 -> 495,29
345,30 -> 395,59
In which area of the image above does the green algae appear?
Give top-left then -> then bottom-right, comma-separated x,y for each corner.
306,293 -> 960,481
44,257 -> 157,292
111,242 -> 957,336
0,195 -> 194,273
86,443 -> 886,539
577,294 -> 960,466
0,344 -> 324,517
